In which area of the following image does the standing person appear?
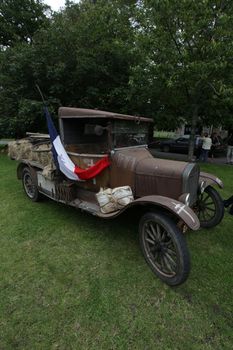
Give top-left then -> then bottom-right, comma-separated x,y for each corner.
210,132 -> 221,158
226,130 -> 233,164
199,133 -> 212,162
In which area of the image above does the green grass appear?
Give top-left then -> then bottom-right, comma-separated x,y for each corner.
0,155 -> 233,349
0,145 -> 7,151
154,130 -> 175,138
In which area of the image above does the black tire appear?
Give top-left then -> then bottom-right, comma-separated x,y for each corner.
139,212 -> 190,286
22,167 -> 41,202
195,186 -> 224,228
162,145 -> 170,153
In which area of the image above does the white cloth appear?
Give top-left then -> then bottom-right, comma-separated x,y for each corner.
202,137 -> 212,150
53,135 -> 80,180
96,186 -> 134,213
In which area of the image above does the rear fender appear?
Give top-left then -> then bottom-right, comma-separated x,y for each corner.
17,162 -> 38,186
17,162 -> 27,179
199,172 -> 223,189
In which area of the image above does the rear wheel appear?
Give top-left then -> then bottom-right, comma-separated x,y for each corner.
139,212 -> 190,286
195,186 -> 224,228
22,167 -> 41,202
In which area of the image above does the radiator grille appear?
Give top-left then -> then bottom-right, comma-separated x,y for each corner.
182,163 -> 200,205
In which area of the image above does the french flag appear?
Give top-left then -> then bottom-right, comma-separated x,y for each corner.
44,107 -> 110,181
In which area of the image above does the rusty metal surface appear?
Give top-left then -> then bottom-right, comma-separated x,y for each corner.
109,148 -> 153,191
58,107 -> 153,123
135,156 -> 187,199
199,171 -> 223,189
109,148 -> 195,201
68,151 -> 110,191
55,182 -> 77,202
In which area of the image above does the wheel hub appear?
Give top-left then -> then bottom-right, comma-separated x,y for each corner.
197,201 -> 206,210
24,173 -> 36,198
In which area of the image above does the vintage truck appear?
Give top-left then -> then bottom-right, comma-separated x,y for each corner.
9,107 -> 224,286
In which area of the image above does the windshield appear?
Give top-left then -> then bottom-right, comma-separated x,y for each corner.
112,120 -> 149,148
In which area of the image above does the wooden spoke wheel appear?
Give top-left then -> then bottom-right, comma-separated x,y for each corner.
139,212 -> 190,286
22,167 -> 41,202
195,186 -> 224,228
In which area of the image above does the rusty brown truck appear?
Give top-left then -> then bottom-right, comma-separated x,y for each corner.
9,108 -> 224,286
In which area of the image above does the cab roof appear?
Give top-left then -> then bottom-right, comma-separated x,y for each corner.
58,107 -> 153,123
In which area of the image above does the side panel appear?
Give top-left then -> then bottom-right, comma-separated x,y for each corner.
110,148 -> 153,193
37,172 -> 55,196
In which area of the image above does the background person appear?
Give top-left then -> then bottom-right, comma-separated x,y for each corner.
226,130 -> 233,164
199,133 -> 212,162
210,132 -> 221,158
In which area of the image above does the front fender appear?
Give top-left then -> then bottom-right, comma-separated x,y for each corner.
98,195 -> 200,231
200,171 -> 223,189
132,195 -> 200,230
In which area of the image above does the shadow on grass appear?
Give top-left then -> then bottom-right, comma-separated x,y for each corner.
41,196 -> 140,242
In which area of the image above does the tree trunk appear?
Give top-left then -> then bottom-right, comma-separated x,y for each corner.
188,104 -> 199,162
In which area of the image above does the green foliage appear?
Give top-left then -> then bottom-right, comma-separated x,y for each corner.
0,0 -> 50,137
0,0 -> 136,137
129,0 -> 233,129
0,43 -> 48,137
0,0 -> 233,138
0,0 -> 49,46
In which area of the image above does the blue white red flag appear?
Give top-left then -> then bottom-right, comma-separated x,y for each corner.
44,107 -> 110,181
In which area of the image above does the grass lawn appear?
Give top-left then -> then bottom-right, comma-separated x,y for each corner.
0,154 -> 233,349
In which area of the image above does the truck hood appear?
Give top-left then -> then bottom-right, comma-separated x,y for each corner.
110,147 -> 194,200
135,154 -> 188,199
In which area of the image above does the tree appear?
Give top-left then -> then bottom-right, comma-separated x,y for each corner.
0,0 -> 50,137
0,0 -> 137,137
61,0 -> 136,111
0,0 -> 49,47
0,43 -> 48,137
129,0 -> 233,159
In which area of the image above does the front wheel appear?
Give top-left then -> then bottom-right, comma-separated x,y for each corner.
195,186 -> 224,228
139,212 -> 190,286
